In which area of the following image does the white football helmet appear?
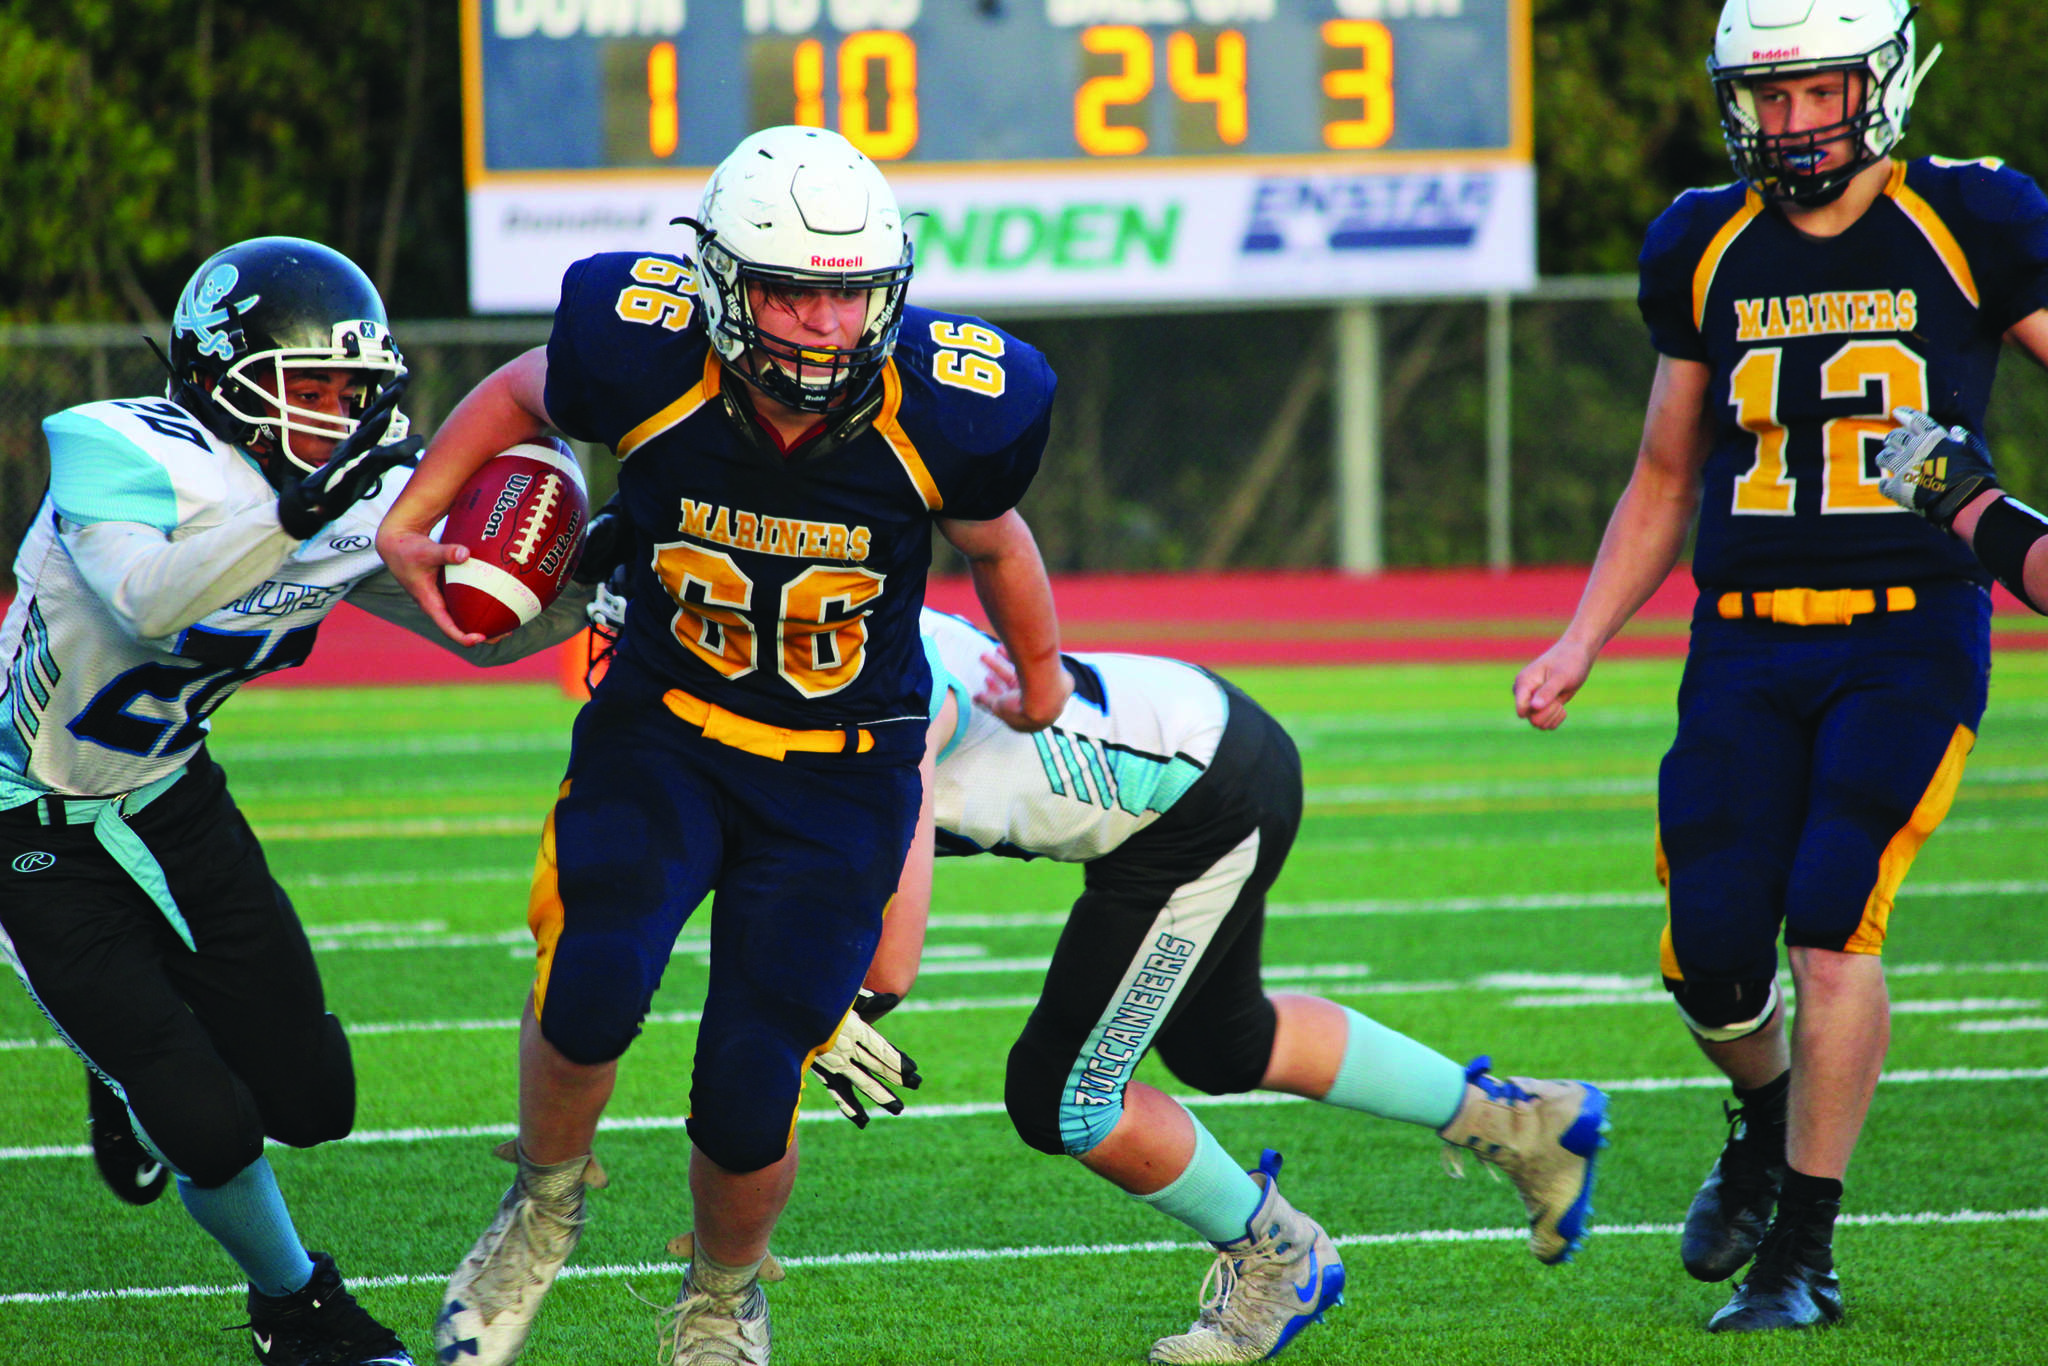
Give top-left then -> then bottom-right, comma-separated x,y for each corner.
679,126 -> 913,415
1707,0 -> 1943,205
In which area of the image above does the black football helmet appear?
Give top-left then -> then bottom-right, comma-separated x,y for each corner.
164,236 -> 406,480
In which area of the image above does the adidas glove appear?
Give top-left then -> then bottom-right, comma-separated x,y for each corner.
809,989 -> 920,1129
1877,405 -> 2002,532
276,376 -> 423,539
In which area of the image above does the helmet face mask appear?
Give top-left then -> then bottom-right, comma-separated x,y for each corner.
1708,0 -> 1937,207
167,237 -> 405,479
684,126 -> 914,417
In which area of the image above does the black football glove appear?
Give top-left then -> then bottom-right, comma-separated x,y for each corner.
276,375 -> 422,539
1878,406 -> 2003,532
572,492 -> 631,585
809,989 -> 918,1128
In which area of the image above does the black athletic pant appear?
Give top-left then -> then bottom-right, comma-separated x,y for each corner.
1006,678 -> 1303,1157
0,749 -> 353,1187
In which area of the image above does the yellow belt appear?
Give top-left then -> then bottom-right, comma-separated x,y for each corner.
1716,586 -> 1918,626
662,688 -> 873,761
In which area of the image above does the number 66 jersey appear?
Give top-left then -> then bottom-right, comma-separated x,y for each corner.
543,250 -> 1055,739
1639,155 -> 2048,591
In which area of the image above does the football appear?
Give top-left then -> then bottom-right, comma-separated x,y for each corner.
439,439 -> 590,638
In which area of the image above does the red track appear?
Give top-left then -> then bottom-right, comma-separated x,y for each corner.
212,567 -> 2042,689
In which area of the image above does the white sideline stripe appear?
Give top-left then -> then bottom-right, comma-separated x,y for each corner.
214,733 -> 570,762
3,1207 -> 2043,1307
5,1066 -> 2044,1163
1281,698 -> 2048,737
1953,1017 -> 2048,1033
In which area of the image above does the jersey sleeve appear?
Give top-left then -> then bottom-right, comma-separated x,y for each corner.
1637,190 -> 1718,363
912,321 -> 1057,523
543,252 -> 707,452
44,409 -> 182,531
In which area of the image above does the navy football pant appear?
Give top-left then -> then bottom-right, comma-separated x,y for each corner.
532,684 -> 920,1174
1006,679 -> 1298,1158
1658,584 -> 1989,986
0,750 -> 354,1188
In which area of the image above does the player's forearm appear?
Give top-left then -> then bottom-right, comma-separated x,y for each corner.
65,510 -> 300,641
946,513 -> 1064,720
1561,466 -> 1699,654
346,573 -> 596,662
1954,489 -> 2048,614
383,348 -> 552,535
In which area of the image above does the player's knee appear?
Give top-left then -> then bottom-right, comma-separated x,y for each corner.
1667,976 -> 1780,1043
1154,1012 -> 1273,1097
685,1110 -> 792,1175
262,1013 -> 356,1148
126,1065 -> 266,1188
1003,1034 -> 1076,1157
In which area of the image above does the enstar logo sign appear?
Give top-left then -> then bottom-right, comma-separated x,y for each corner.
911,202 -> 1182,273
1242,174 -> 1495,256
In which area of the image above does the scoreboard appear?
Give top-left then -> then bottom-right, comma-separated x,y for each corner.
464,0 -> 1534,313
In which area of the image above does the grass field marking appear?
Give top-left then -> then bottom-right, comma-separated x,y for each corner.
1509,990 -> 2045,1012
7,1067 -> 2044,1164
287,882 -> 2048,956
1305,764 -> 2048,807
211,732 -> 570,761
257,815 -> 546,842
5,1207 -> 2045,1308
1279,698 -> 2048,739
1952,1018 -> 2048,1032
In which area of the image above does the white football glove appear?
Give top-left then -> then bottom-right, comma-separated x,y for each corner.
809,990 -> 920,1128
1878,405 -> 2002,530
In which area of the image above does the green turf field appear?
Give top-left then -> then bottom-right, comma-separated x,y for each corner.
2,656 -> 2044,1365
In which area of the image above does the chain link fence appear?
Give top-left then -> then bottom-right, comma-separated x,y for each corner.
6,291 -> 2046,588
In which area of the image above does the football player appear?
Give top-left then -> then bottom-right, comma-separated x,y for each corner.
373,127 -> 1067,1366
1878,407 -> 2048,611
1513,0 -> 2048,1333
823,609 -> 1609,1364
0,237 -> 598,1366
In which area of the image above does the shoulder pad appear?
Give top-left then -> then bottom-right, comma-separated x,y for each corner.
891,306 -> 1055,457
43,401 -> 216,531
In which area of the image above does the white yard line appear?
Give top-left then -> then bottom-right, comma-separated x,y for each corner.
4,1065 -> 2043,1163
2,1206 -> 2042,1307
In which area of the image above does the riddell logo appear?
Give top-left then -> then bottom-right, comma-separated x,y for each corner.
811,255 -> 863,268
1752,46 -> 1802,60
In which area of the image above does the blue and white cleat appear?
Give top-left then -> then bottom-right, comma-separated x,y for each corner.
1148,1150 -> 1346,1363
1438,1056 -> 1610,1265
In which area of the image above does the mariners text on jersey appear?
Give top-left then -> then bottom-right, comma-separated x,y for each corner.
544,251 -> 1056,735
1639,157 -> 2048,590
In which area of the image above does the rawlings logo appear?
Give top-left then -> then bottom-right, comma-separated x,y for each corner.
11,852 -> 54,873
173,264 -> 260,362
810,255 -> 863,268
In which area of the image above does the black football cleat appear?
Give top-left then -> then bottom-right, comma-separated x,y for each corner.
86,1067 -> 168,1206
1705,1210 -> 1844,1333
242,1252 -> 413,1366
1681,1099 -> 1785,1281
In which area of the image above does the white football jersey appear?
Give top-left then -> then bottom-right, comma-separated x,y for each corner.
922,609 -> 1227,863
1,396 -> 414,797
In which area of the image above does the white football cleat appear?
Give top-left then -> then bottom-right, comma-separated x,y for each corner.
433,1143 -> 604,1366
1148,1150 -> 1345,1364
656,1236 -> 777,1366
1438,1056 -> 1609,1265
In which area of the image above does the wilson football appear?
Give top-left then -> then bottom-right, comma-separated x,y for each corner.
439,439 -> 590,638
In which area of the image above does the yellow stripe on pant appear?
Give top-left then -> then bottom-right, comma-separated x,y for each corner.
1844,723 -> 1975,955
528,780 -> 571,1018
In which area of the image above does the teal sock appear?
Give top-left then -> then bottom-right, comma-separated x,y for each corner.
177,1157 -> 316,1297
1131,1113 -> 1263,1246
1321,1006 -> 1467,1129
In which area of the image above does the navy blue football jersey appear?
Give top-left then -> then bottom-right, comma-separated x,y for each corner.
544,251 -> 1054,732
1639,158 -> 2048,590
